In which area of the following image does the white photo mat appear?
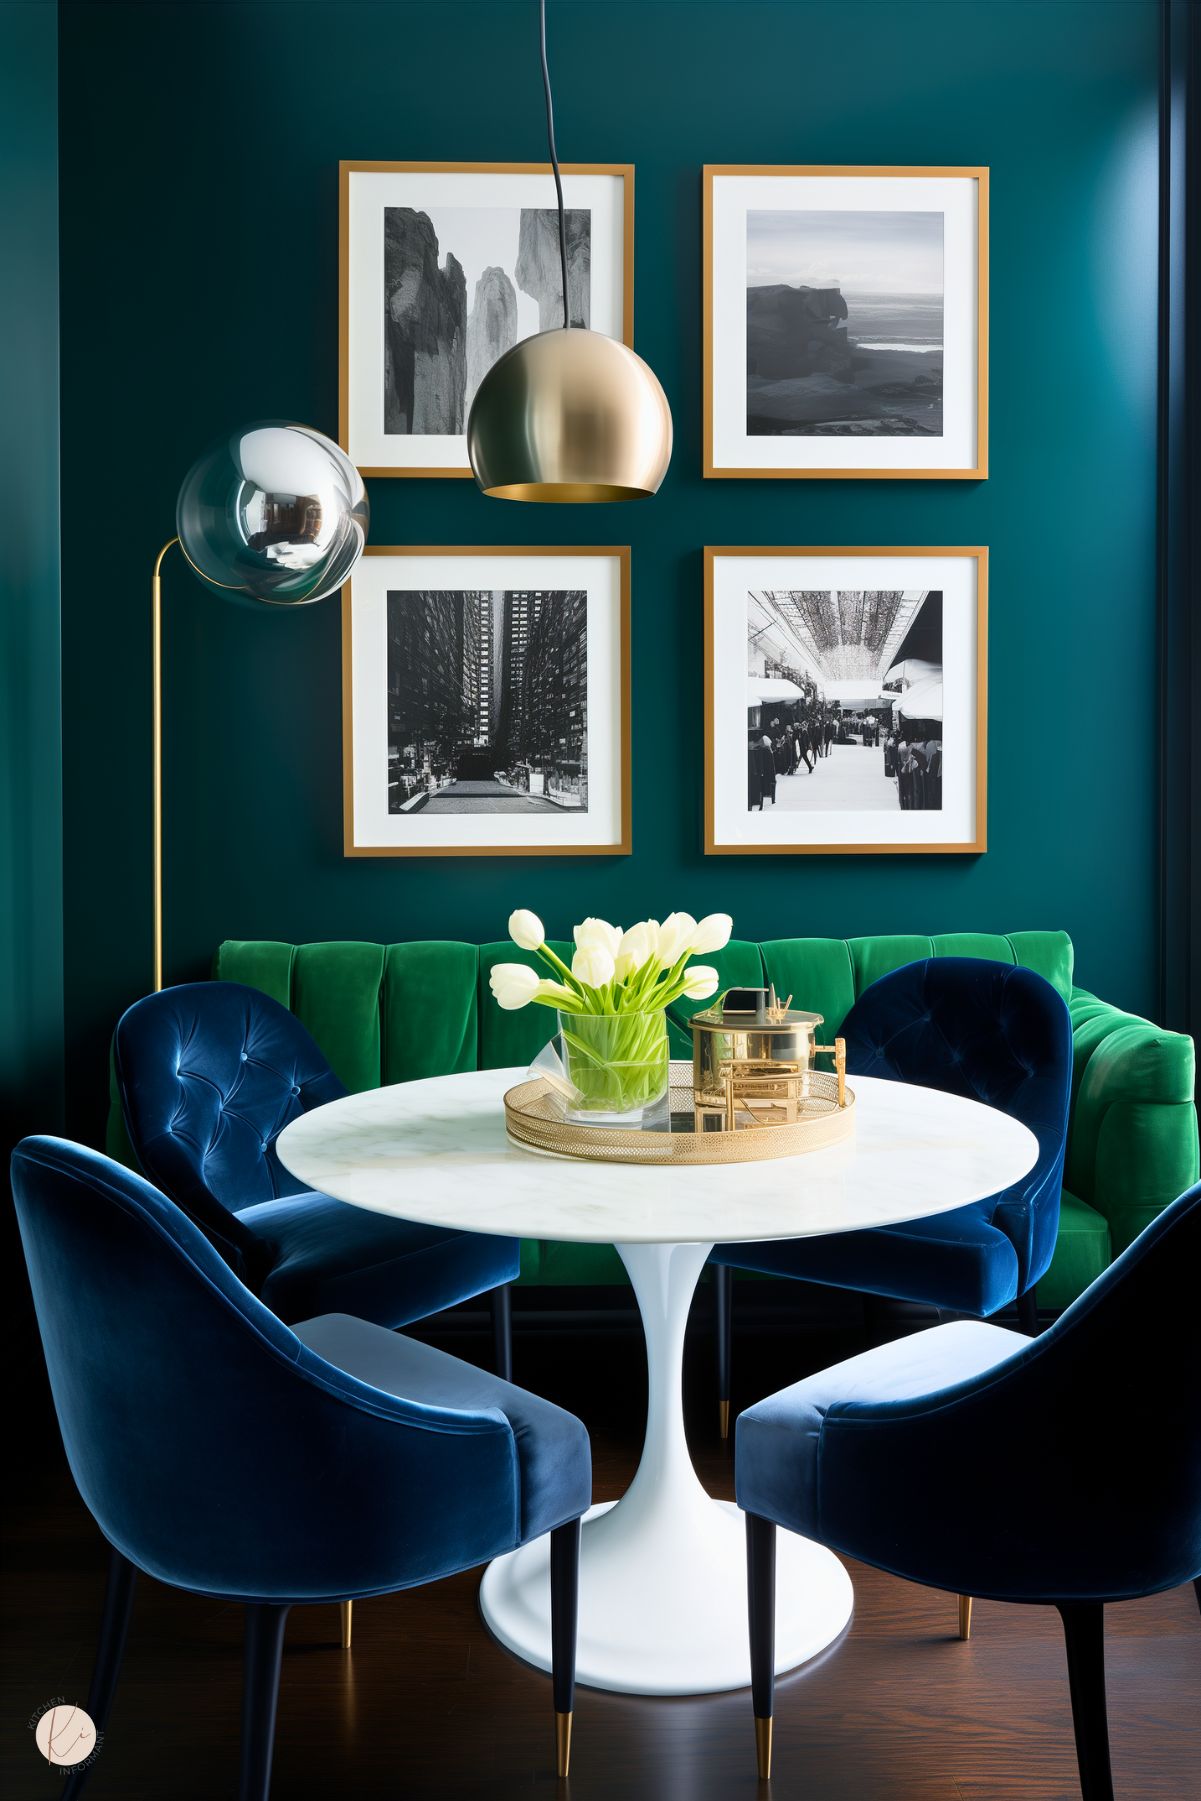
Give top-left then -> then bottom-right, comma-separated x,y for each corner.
344,550 -> 628,855
706,168 -> 985,477
343,165 -> 630,474
706,550 -> 985,853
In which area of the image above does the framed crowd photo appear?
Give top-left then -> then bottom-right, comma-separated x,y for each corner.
343,547 -> 631,857
703,166 -> 988,479
340,161 -> 634,477
704,547 -> 987,856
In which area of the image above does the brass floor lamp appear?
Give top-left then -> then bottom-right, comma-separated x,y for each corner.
148,423 -> 367,1653
151,422 -> 367,992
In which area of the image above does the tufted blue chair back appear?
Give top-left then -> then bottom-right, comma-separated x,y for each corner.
840,958 -> 1073,1291
115,982 -> 345,1279
10,1137 -> 520,1602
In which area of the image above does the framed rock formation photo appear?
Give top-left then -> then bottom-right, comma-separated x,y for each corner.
704,167 -> 987,479
340,162 -> 633,477
705,546 -> 987,854
343,546 -> 630,855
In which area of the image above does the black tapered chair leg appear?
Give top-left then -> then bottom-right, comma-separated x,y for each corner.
1194,1575 -> 1201,1618
715,1263 -> 733,1439
550,1518 -> 580,1779
1057,1601 -> 1113,1801
61,1548 -> 137,1800
746,1512 -> 777,1781
240,1604 -> 290,1801
491,1282 -> 513,1382
1017,1285 -> 1040,1335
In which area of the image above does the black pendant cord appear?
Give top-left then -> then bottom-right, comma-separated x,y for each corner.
539,0 -> 571,330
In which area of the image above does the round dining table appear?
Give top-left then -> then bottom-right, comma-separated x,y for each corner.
277,1066 -> 1038,1697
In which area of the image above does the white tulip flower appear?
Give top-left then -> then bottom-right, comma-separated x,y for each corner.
680,965 -> 720,1000
614,918 -> 660,979
690,913 -> 733,955
657,911 -> 698,964
571,944 -> 617,989
508,909 -> 545,951
573,916 -> 623,960
489,963 -> 541,1010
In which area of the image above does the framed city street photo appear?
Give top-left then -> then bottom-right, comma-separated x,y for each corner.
705,547 -> 987,854
340,162 -> 633,476
704,167 -> 987,479
343,547 -> 630,856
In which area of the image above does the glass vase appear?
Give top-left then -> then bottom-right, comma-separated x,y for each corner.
558,1009 -> 671,1127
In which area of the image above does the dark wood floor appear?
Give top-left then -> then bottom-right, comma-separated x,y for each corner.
4,1303 -> 1199,1801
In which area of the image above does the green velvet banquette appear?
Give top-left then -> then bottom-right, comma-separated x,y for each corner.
107,929 -> 1198,1311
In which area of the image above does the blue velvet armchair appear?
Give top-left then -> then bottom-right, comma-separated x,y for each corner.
11,1137 -> 591,1799
735,1180 -> 1201,1796
711,958 -> 1074,1434
114,982 -> 520,1384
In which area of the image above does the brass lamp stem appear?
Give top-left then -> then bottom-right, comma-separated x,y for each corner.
151,538 -> 180,993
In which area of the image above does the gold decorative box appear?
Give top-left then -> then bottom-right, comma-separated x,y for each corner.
690,987 -> 846,1132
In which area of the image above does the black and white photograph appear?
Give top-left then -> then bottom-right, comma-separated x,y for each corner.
344,548 -> 629,855
706,548 -> 986,854
745,589 -> 944,814
746,211 -> 943,437
705,167 -> 986,478
383,207 -> 590,436
342,163 -> 632,475
386,588 -> 589,815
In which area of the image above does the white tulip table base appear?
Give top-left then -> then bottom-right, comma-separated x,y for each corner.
479,1239 -> 854,1697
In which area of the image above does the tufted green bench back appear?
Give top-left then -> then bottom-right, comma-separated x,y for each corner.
212,930 -> 1076,1089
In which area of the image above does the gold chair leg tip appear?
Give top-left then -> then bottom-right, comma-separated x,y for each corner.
754,1715 -> 773,1781
718,1399 -> 731,1440
555,1710 -> 573,1778
957,1595 -> 973,1641
340,1600 -> 354,1650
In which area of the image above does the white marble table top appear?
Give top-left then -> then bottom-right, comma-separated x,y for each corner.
276,1067 -> 1039,1246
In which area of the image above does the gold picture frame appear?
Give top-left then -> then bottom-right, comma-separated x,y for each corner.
343,545 -> 631,857
704,546 -> 988,855
340,161 -> 635,478
703,165 -> 989,480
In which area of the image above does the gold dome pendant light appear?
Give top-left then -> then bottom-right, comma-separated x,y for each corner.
466,0 -> 672,501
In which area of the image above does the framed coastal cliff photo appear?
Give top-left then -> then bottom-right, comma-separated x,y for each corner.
340,162 -> 633,476
704,167 -> 988,479
705,547 -> 987,854
343,547 -> 630,855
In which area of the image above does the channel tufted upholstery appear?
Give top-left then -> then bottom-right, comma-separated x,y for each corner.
115,982 -> 519,1327
712,960 -> 1074,1319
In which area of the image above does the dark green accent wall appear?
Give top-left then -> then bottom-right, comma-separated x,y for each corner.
59,0 -> 1161,1142
3,0 -> 63,1148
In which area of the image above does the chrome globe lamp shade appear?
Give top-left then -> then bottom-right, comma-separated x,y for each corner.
152,422 -> 368,988
466,0 -> 672,502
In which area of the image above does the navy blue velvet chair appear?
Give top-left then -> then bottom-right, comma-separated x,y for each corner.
736,1181 -> 1201,1797
711,959 -> 1073,1435
11,1137 -> 590,1799
115,981 -> 519,1381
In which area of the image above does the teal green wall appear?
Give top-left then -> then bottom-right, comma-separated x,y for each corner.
3,0 -> 63,1150
58,0 -> 1161,1139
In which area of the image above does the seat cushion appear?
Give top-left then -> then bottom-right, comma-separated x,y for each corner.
1038,1187 -> 1111,1312
713,1200 -> 1022,1318
239,1191 -> 519,1330
293,1313 -> 591,1545
736,1320 -> 1027,1539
